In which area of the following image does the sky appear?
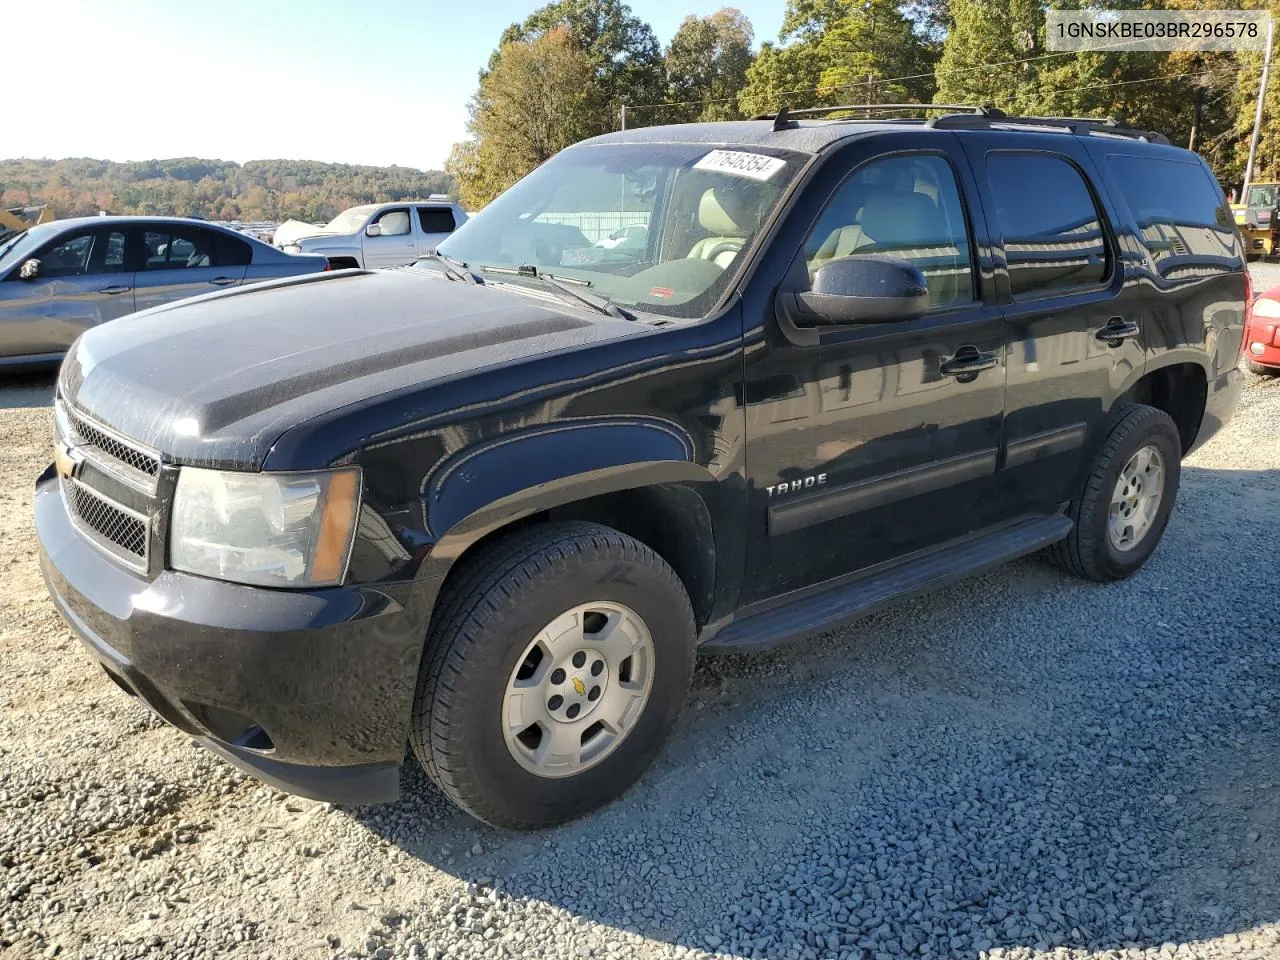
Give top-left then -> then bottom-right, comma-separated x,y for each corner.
9,0 -> 786,171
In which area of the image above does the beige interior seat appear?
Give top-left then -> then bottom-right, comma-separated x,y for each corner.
379,211 -> 411,236
687,188 -> 747,269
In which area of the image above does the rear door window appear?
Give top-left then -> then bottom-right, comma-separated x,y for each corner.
418,207 -> 456,233
985,153 -> 1109,299
1105,154 -> 1241,277
143,228 -> 214,270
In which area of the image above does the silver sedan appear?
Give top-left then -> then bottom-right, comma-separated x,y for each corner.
0,216 -> 329,369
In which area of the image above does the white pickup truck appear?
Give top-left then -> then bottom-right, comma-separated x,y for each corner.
274,197 -> 468,269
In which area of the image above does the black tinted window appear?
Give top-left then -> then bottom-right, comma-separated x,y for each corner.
986,153 -> 1108,298
38,233 -> 95,277
1106,154 -> 1240,277
803,154 -> 974,308
213,232 -> 252,266
418,207 -> 456,233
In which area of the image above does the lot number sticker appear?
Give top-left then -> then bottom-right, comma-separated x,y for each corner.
694,149 -> 786,182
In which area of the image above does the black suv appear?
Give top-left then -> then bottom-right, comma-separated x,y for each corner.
36,107 -> 1245,828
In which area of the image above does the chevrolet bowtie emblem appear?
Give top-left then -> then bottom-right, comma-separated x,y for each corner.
572,677 -> 586,696
54,441 -> 83,481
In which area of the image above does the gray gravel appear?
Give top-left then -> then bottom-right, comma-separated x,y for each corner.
2,366 -> 1279,960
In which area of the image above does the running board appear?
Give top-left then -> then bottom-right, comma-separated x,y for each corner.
700,513 -> 1073,655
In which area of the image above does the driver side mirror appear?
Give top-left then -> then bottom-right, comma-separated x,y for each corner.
18,258 -> 40,281
781,256 -> 929,329
365,223 -> 382,238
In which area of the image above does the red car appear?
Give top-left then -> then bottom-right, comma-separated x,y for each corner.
1246,277 -> 1280,375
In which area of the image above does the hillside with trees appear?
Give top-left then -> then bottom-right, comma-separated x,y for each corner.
449,0 -> 1280,205
0,158 -> 455,223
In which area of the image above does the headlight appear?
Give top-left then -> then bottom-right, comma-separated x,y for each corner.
282,243 -> 303,254
1251,296 -> 1280,319
171,467 -> 361,587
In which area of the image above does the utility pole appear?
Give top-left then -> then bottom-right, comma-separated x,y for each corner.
620,103 -> 627,130
1188,86 -> 1202,154
1243,17 -> 1274,201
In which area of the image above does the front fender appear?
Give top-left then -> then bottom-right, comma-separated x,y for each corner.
423,417 -> 705,542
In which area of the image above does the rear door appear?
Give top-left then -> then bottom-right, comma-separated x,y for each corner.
415,205 -> 458,255
0,225 -> 133,358
132,224 -> 250,312
957,136 -> 1143,516
362,207 -> 416,268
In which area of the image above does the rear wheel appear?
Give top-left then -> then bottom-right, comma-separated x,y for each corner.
410,522 -> 696,828
1048,404 -> 1182,583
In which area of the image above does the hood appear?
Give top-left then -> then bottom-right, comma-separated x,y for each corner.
273,218 -> 336,247
60,270 -> 640,470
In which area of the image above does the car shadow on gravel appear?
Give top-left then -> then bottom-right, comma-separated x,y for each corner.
347,462 -> 1280,959
0,371 -> 57,409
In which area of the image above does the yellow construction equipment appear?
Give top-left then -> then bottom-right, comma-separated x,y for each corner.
0,204 -> 55,243
1232,182 -> 1280,259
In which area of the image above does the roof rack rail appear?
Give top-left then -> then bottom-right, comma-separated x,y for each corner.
926,111 -> 1170,145
760,103 -> 1002,132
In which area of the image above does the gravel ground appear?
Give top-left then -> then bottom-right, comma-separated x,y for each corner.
3,359 -> 1280,960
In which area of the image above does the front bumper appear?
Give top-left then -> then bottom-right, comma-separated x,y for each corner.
1244,318 -> 1280,369
35,469 -> 433,805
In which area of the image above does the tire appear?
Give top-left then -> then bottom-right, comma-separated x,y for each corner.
1247,359 -> 1279,376
409,521 -> 696,829
1048,404 -> 1182,583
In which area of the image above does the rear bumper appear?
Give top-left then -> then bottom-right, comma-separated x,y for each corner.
35,470 -> 434,804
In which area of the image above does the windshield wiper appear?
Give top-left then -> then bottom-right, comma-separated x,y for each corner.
481,263 -> 633,320
427,250 -> 483,285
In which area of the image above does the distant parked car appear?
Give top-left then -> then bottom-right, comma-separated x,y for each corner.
593,223 -> 648,250
274,199 -> 467,269
0,217 -> 328,369
1244,281 -> 1280,375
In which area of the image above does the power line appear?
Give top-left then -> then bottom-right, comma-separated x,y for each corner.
622,35 -> 1238,115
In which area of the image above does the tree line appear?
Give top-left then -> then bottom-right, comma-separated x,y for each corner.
448,0 -> 1280,208
0,157 -> 455,224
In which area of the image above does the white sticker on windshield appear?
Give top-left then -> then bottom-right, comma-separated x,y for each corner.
693,149 -> 786,182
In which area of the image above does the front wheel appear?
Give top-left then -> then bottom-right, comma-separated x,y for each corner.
410,522 -> 696,828
1048,404 -> 1182,583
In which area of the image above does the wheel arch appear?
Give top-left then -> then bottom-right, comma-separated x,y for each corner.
418,418 -> 721,626
1122,359 -> 1208,454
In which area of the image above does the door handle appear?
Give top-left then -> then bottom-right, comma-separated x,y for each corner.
940,345 -> 999,382
1095,317 -> 1140,347
208,276 -> 238,286
99,285 -> 130,295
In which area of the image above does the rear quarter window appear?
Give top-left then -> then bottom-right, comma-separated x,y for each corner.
1105,154 -> 1240,279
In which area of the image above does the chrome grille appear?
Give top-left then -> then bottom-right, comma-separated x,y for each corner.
65,407 -> 160,478
64,478 -> 149,570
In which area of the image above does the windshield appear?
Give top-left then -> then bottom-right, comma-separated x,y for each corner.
326,205 -> 377,234
437,142 -> 807,319
0,222 -> 58,276
1246,185 -> 1276,207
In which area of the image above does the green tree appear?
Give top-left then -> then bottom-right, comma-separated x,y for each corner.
934,0 -> 1043,110
493,0 -> 663,121
664,8 -> 755,122
455,27 -> 602,207
740,0 -> 937,116
814,0 -> 938,104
